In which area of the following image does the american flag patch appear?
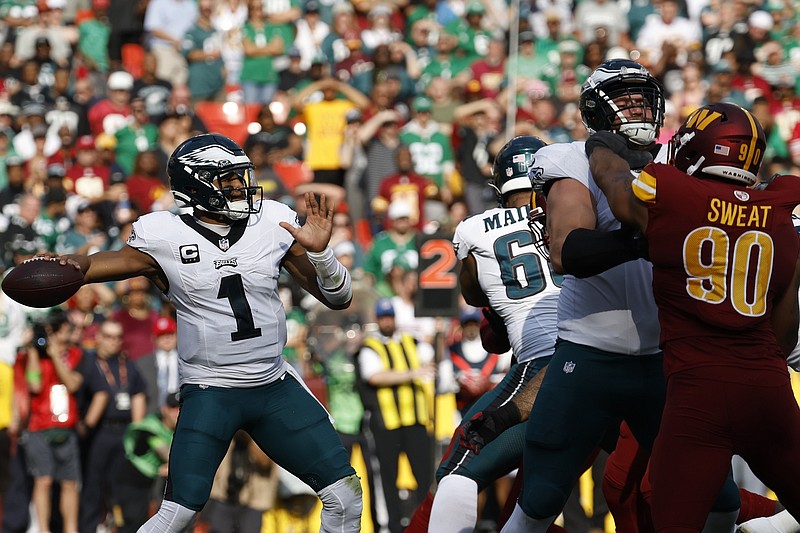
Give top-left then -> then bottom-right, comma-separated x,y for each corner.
512,154 -> 526,163
714,144 -> 730,156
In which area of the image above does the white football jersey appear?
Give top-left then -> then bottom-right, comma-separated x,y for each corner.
453,204 -> 559,363
127,200 -> 298,387
529,142 -> 668,355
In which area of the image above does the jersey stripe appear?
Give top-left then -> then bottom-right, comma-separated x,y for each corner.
632,169 -> 657,203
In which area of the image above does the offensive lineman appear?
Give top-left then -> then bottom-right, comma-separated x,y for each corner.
49,133 -> 362,533
405,136 -> 560,533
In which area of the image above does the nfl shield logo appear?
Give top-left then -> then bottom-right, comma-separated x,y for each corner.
219,238 -> 230,251
563,361 -> 575,373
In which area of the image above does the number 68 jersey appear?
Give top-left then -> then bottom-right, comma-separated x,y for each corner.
453,204 -> 560,363
127,200 -> 299,388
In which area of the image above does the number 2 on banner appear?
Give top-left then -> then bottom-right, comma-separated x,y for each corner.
419,239 -> 458,289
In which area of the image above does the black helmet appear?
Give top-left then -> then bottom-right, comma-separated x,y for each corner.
579,59 -> 665,146
168,133 -> 262,220
490,136 -> 547,205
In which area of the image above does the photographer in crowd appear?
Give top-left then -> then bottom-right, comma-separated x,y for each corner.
22,310 -> 84,533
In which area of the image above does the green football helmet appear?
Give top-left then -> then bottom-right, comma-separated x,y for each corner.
490,135 -> 547,206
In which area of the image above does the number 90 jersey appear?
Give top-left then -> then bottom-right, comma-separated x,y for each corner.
453,204 -> 560,363
127,200 -> 299,388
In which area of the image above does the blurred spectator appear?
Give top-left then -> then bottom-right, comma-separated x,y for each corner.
729,55 -> 773,105
356,298 -> 436,533
77,0 -> 112,75
510,31 -> 550,85
131,53 -> 173,118
469,34 -> 507,99
400,96 -> 454,193
0,156 -> 28,213
183,0 -> 226,103
125,149 -> 170,213
110,277 -> 159,362
87,71 -> 133,136
66,284 -> 114,352
1,193 -> 47,269
419,29 -> 471,92
548,39 -> 589,104
78,318 -> 147,533
361,3 -> 401,53
573,0 -> 630,48
702,60 -> 749,108
55,200 -> 109,255
14,103 -> 60,161
371,144 -> 438,230
0,276 -> 28,525
364,200 -> 418,286
114,391 -> 180,533
449,306 -> 505,415
757,39 -> 798,89
452,98 -> 497,214
339,108 -> 368,220
114,98 -> 159,176
636,0 -> 701,68
389,262 -> 437,343
278,47 -> 311,95
357,108 -> 402,209
36,185 -> 70,250
294,76 -> 369,189
211,0 -> 248,86
64,135 -> 111,200
22,310 -> 84,533
321,1 -> 358,68
205,431 -> 279,533
247,143 -> 290,201
143,0 -> 197,86
450,2 -> 493,61
240,0 -> 285,105
244,105 -> 303,162
96,132 -> 126,179
11,4 -> 72,68
135,316 -> 179,416
106,0 -> 145,69
293,0 -> 329,70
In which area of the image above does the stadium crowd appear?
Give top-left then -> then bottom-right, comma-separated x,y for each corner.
1,0 -> 800,530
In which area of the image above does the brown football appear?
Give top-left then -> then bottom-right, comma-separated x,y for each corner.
2,258 -> 84,308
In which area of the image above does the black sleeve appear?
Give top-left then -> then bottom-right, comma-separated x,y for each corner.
561,227 -> 649,278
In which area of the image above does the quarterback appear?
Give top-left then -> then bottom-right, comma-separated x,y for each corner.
51,134 -> 362,533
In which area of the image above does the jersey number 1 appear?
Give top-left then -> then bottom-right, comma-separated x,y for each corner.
217,274 -> 263,341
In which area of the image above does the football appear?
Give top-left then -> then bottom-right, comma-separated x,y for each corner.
2,258 -> 85,308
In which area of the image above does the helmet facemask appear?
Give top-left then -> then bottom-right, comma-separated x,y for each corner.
580,60 -> 665,146
175,164 -> 263,221
588,83 -> 663,145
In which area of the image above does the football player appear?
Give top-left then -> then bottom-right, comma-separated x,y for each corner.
405,135 -> 560,533
50,134 -> 362,533
499,59 -> 743,533
588,102 -> 800,532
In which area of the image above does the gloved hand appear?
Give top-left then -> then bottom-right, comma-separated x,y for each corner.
459,403 -> 522,455
480,307 -> 510,354
585,131 -> 654,169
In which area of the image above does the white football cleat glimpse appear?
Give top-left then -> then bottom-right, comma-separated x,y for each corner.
737,511 -> 800,533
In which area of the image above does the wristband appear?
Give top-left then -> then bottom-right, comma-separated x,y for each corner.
26,370 -> 42,384
307,247 -> 352,305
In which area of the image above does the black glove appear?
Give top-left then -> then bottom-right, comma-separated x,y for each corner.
619,223 -> 650,261
459,403 -> 522,455
585,131 -> 654,169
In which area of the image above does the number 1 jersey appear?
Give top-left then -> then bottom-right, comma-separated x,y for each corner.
127,200 -> 299,388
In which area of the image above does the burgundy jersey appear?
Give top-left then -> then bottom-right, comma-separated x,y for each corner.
633,163 -> 800,380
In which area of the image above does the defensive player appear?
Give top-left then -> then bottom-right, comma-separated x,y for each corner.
51,134 -> 362,533
405,136 -> 560,533
588,102 -> 800,532
499,59 -> 741,533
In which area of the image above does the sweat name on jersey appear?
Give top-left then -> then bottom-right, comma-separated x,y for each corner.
482,206 -> 530,232
707,199 -> 772,228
